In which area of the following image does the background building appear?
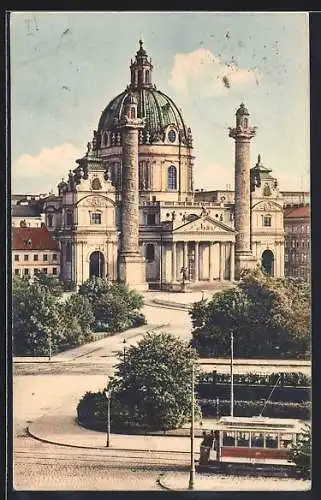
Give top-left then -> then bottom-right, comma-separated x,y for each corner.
12,226 -> 60,279
284,206 -> 310,280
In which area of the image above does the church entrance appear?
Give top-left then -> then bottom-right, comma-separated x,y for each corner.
261,249 -> 274,276
89,251 -> 105,278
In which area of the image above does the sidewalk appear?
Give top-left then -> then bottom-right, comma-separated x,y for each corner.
27,395 -> 204,454
158,471 -> 310,491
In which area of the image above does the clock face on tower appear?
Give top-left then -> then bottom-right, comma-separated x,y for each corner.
168,129 -> 176,143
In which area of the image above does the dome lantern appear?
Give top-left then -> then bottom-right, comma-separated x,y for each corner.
130,39 -> 153,89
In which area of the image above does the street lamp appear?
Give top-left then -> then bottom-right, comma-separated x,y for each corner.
48,329 -> 52,361
188,362 -> 196,490
123,338 -> 127,366
104,387 -> 112,448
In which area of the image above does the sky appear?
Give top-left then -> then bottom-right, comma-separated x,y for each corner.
10,11 -> 310,194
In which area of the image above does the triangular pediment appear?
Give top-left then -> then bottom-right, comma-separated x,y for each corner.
173,215 -> 234,234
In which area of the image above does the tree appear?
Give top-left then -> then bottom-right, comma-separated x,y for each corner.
288,423 -> 311,478
12,276 -> 62,355
78,277 -> 144,332
62,294 -> 94,337
34,273 -> 64,297
107,331 -> 201,431
12,276 -> 94,355
189,267 -> 311,359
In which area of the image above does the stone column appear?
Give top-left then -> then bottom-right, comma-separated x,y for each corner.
183,241 -> 188,268
117,96 -> 147,291
172,241 -> 177,282
230,242 -> 235,281
229,103 -> 257,278
208,242 -> 212,281
274,242 -> 278,277
195,242 -> 199,282
219,242 -> 224,281
280,241 -> 285,277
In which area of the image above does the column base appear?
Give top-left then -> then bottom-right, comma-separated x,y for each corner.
235,252 -> 258,280
119,252 -> 148,292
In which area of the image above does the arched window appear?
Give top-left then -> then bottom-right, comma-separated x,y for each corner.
146,243 -> 155,263
168,165 -> 177,190
145,70 -> 150,84
130,107 -> 136,119
138,70 -> 143,84
47,214 -> 53,227
244,117 -> 248,128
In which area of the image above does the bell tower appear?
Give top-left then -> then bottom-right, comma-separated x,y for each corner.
130,40 -> 153,89
229,103 -> 258,278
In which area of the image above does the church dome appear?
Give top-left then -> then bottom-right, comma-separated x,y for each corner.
97,41 -> 192,146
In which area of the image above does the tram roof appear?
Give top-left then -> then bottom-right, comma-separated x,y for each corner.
217,416 -> 305,432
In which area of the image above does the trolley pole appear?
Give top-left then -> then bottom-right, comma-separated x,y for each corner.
188,362 -> 195,490
230,330 -> 234,417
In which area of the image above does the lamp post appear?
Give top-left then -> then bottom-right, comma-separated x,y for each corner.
104,387 -> 111,448
48,329 -> 52,361
123,338 -> 127,366
230,330 -> 234,417
188,362 -> 195,490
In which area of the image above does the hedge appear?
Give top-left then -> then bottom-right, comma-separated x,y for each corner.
197,384 -> 310,403
198,371 -> 311,387
200,399 -> 311,420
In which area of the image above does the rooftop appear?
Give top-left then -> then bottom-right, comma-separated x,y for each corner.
12,227 -> 59,251
285,206 -> 310,218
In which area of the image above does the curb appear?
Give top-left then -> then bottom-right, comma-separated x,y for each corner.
26,425 -> 194,455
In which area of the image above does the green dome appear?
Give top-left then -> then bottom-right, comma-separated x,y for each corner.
97,87 -> 190,143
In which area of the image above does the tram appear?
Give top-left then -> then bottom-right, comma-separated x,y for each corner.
200,416 -> 306,465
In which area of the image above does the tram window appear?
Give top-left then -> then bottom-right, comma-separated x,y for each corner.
265,433 -> 278,449
222,431 -> 236,447
251,432 -> 264,448
280,433 -> 294,449
236,432 -> 250,447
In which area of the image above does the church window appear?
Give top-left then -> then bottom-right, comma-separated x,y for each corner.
47,214 -> 53,227
66,242 -> 72,262
168,165 -> 177,190
263,183 -> 271,196
147,213 -> 156,225
145,70 -> 150,84
66,211 -> 73,226
146,243 -> 155,263
244,118 -> 248,128
263,215 -> 272,227
130,107 -> 136,119
90,212 -> 102,225
138,70 -> 143,84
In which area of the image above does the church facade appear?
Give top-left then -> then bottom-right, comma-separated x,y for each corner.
42,41 -> 284,291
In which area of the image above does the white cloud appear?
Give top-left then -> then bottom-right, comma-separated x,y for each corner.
195,163 -> 234,191
169,47 -> 261,97
12,143 -> 82,193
